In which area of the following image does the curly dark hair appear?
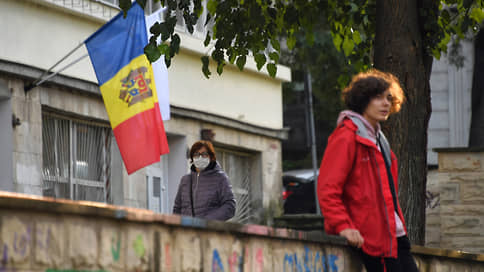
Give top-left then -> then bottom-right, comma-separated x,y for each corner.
189,140 -> 216,162
342,69 -> 405,114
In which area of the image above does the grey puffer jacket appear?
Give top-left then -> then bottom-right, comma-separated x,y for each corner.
173,161 -> 236,221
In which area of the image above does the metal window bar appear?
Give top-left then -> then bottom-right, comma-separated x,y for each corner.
216,149 -> 253,224
70,119 -> 75,200
42,116 -> 71,198
50,0 -> 119,20
42,113 -> 111,203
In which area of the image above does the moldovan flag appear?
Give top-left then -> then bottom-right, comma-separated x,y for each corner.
85,2 -> 169,174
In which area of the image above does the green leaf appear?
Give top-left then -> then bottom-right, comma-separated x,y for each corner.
166,0 -> 176,10
470,8 -> 484,25
236,55 -> 246,71
269,52 -> 279,63
164,54 -> 171,68
204,31 -> 211,47
144,42 -> 161,63
217,62 -> 225,75
119,0 -> 131,17
342,37 -> 354,56
431,48 -> 441,60
266,63 -> 277,78
157,22 -> 171,41
207,0 -> 217,15
254,53 -> 266,70
158,43 -> 170,56
332,33 -> 343,51
170,34 -> 181,55
201,56 -> 211,78
287,35 -> 297,50
352,30 -> 362,45
350,3 -> 358,12
271,38 -> 280,52
306,31 -> 315,46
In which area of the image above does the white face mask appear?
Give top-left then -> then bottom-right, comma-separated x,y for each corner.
193,157 -> 210,170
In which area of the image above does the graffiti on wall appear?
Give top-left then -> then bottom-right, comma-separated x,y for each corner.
111,233 -> 121,262
211,247 -> 263,272
164,243 -> 172,271
0,218 -> 32,272
132,234 -> 145,258
210,246 -> 338,272
36,225 -> 53,252
283,246 -> 339,272
45,268 -> 107,272
13,226 -> 30,258
0,244 -> 15,272
426,191 -> 440,209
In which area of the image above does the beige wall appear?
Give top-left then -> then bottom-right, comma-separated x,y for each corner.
2,192 -> 484,272
1,0 -> 289,129
0,0 -> 99,81
169,51 -> 284,129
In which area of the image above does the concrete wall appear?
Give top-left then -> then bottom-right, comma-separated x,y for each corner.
0,79 -> 13,191
1,192 -> 484,272
426,149 -> 484,254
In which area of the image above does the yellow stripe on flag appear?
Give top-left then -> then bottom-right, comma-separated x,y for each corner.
100,54 -> 159,129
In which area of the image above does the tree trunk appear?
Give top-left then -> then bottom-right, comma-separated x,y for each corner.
374,0 -> 434,245
469,29 -> 484,147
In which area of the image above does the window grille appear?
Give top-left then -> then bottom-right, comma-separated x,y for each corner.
42,113 -> 112,203
216,148 -> 253,224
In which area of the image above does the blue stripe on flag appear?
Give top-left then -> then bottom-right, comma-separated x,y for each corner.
85,2 -> 147,85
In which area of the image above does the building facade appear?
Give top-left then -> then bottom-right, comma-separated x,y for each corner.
427,39 -> 474,165
0,0 -> 290,224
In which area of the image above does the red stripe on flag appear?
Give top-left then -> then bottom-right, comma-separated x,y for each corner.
113,103 -> 169,174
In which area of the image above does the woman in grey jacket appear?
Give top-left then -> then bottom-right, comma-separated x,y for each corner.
173,140 -> 236,221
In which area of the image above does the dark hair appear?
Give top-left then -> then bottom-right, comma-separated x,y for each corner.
342,69 -> 405,114
189,140 -> 216,162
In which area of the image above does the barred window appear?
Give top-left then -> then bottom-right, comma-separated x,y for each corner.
42,112 -> 112,203
216,148 -> 253,224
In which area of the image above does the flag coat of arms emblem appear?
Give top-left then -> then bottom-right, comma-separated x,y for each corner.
85,2 -> 169,174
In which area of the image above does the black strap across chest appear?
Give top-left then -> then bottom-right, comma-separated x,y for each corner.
377,136 -> 399,214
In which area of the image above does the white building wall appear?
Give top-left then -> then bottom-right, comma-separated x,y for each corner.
428,40 -> 474,165
0,0 -> 289,130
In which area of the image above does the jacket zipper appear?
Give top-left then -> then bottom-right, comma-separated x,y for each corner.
194,173 -> 200,207
371,149 -> 393,257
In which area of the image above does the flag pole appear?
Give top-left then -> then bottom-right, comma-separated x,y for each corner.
24,41 -> 85,92
35,53 -> 89,87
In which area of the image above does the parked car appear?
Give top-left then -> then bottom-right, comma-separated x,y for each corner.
282,169 -> 317,214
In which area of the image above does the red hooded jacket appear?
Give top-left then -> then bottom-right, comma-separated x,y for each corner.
317,118 -> 406,258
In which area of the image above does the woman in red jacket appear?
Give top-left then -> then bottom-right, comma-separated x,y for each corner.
317,69 -> 419,272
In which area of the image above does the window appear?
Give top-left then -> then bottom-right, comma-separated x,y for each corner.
42,112 -> 112,203
216,148 -> 255,224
